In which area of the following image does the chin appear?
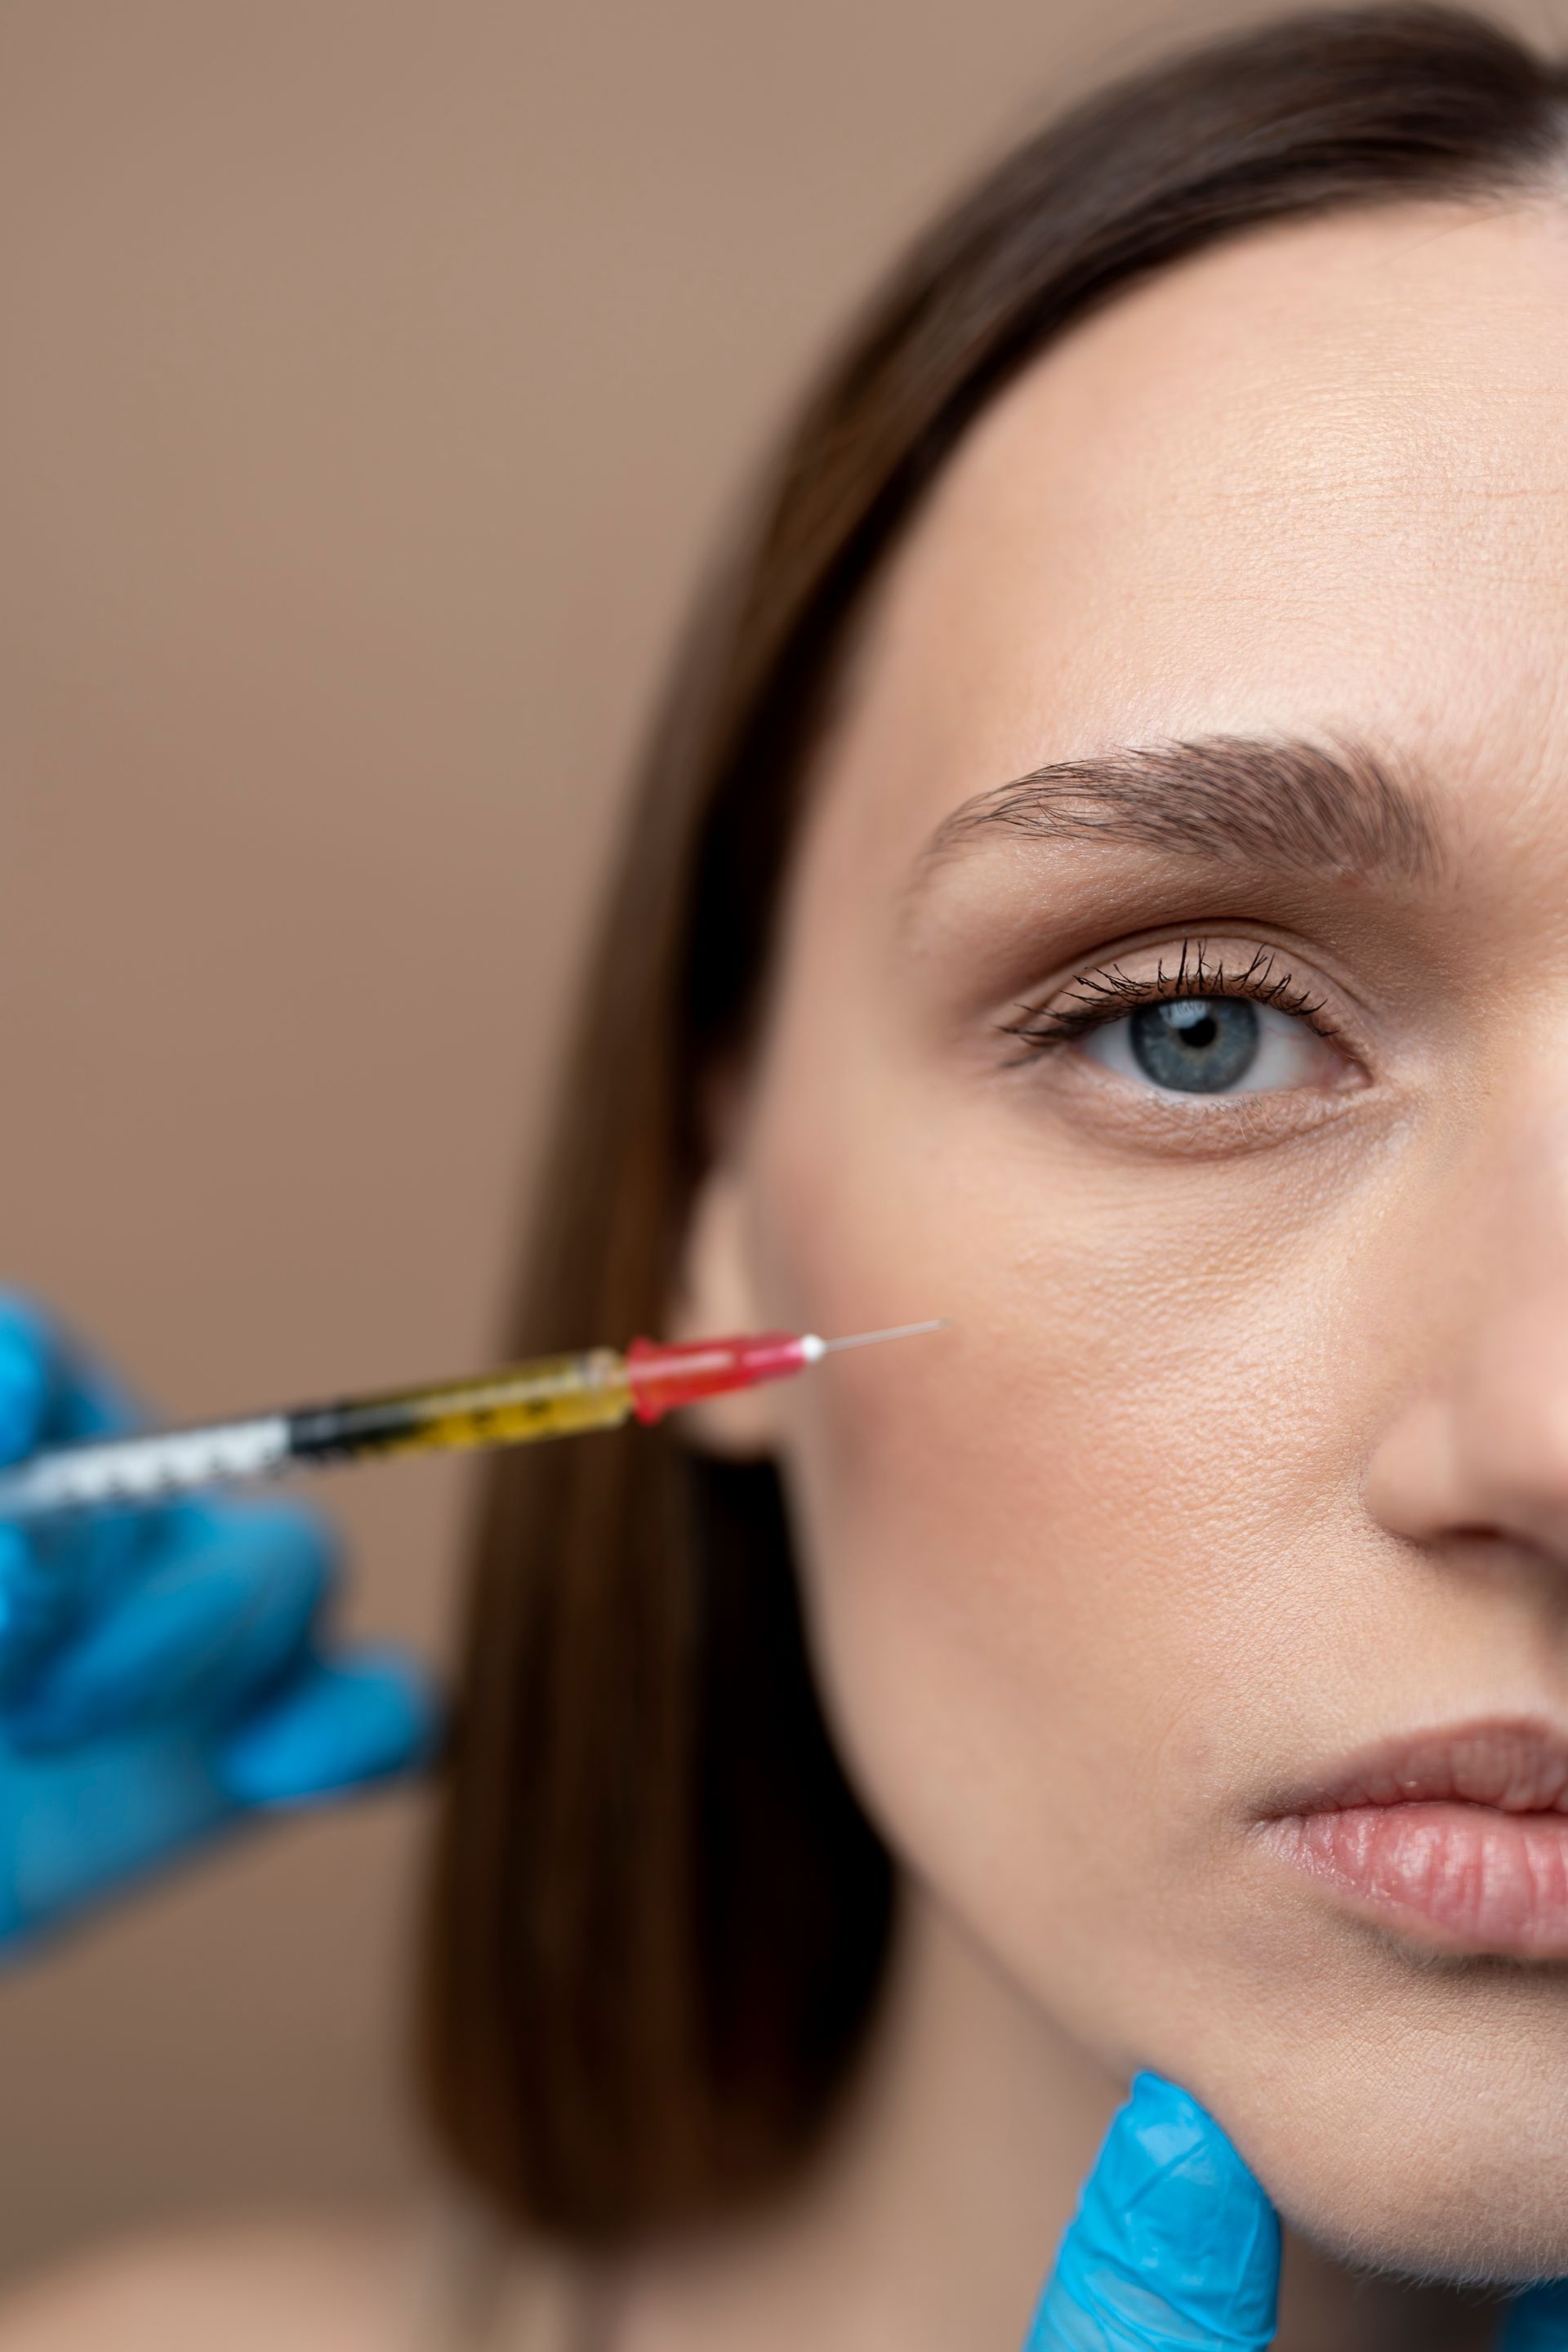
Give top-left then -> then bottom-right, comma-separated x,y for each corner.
1199,1980 -> 1568,2287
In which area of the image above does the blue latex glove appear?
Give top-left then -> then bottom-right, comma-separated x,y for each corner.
0,1294 -> 439,1957
1027,2074 -> 1568,2350
1027,2074 -> 1279,2350
1502,2286 -> 1568,2348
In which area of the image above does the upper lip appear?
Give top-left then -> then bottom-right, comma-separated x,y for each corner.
1263,1718 -> 1568,1820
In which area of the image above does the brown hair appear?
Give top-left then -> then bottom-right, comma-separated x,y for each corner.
419,4 -> 1568,2245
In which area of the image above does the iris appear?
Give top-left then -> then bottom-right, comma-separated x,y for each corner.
1129,998 -> 1259,1093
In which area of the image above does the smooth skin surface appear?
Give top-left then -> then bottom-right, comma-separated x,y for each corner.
11,194 -> 1568,2349
656,193 -> 1568,2347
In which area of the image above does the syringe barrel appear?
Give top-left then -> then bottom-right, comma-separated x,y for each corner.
286,1348 -> 635,1459
0,1331 -> 830,1527
0,1351 -> 639,1524
0,1414 -> 295,1521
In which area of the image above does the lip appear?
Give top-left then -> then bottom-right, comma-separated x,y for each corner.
1258,1720 -> 1568,1959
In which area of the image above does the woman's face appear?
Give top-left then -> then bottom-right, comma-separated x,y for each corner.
684,197 -> 1568,2279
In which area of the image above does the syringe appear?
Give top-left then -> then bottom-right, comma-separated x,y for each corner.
0,1320 -> 950,1525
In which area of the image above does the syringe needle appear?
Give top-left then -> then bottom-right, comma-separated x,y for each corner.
813,1318 -> 953,1356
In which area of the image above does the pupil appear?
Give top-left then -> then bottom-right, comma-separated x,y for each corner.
1129,997 -> 1259,1093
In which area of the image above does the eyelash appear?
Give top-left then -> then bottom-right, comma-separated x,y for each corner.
995,939 -> 1340,1059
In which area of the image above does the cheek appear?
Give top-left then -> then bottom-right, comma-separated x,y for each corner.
745,1046 -> 1383,2042
747,1075 -> 1568,2278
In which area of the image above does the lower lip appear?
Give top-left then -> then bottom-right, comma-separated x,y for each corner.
1265,1803 -> 1568,1958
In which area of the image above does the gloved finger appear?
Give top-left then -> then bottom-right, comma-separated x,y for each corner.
1026,2074 -> 1280,2350
0,1499 -> 229,1703
0,1298 -> 56,1466
0,1291 -> 144,1459
0,1294 -> 171,1686
0,1723 -> 237,1951
216,1646 -> 440,1807
3,1501 -> 337,1752
0,1524 -> 58,1682
1500,2283 -> 1568,2348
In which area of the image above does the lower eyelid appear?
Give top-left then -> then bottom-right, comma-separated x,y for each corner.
1031,1057 -> 1371,1158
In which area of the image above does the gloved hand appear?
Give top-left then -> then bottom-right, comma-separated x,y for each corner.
0,1294 -> 438,1957
1026,2074 -> 1278,2350
1026,2072 -> 1568,2350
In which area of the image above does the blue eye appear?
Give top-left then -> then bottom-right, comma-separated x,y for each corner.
1080,995 -> 1336,1097
1129,999 -> 1258,1091
996,943 -> 1354,1100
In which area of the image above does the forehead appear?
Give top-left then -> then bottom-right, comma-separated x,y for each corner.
813,198 -> 1568,873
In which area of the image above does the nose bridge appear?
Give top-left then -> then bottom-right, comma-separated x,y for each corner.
1457,1098 -> 1568,1410
1382,1095 -> 1568,1551
1364,1089 -> 1568,1557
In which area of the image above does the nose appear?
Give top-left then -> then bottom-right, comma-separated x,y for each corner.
1365,1116 -> 1568,1566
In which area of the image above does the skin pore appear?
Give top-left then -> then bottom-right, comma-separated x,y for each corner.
650,195 -> 1568,2350
7,192 -> 1568,2352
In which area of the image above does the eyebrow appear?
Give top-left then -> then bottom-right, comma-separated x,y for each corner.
914,734 -> 1447,892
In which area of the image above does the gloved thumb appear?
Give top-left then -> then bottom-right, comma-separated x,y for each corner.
1026,2073 -> 1280,2350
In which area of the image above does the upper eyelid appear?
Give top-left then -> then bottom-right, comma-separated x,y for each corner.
995,941 -> 1351,1052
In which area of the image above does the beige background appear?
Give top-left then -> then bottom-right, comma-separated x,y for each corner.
0,0 -> 1560,2287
